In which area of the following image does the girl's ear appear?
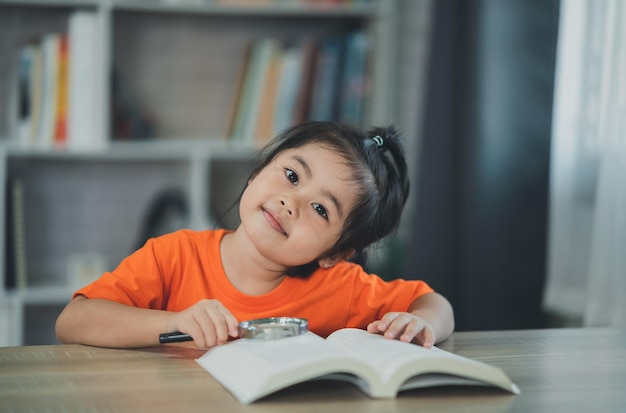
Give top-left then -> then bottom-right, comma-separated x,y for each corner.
317,249 -> 356,269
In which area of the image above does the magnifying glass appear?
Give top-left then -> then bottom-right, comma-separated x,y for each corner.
159,317 -> 308,344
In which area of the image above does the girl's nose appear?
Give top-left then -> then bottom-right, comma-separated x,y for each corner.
280,200 -> 293,216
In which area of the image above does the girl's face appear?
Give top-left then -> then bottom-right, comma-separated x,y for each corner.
239,143 -> 359,268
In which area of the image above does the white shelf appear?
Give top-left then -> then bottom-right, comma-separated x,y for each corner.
1,139 -> 257,161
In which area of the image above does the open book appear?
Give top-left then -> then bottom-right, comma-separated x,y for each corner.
196,328 -> 520,404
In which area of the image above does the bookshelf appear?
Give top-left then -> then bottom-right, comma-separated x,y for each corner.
0,0 -> 396,346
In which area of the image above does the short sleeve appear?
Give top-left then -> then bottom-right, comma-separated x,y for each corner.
72,236 -> 167,309
345,269 -> 434,327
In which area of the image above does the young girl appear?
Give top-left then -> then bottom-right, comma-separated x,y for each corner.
56,122 -> 454,349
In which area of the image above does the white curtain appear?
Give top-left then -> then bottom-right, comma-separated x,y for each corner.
544,0 -> 626,327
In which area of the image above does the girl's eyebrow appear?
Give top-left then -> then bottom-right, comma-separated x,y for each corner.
292,154 -> 344,218
292,155 -> 312,177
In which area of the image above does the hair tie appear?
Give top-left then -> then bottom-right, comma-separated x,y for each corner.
372,135 -> 384,147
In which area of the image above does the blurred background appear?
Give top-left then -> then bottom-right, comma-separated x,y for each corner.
402,0 -> 625,332
401,0 -> 560,331
0,0 -> 623,345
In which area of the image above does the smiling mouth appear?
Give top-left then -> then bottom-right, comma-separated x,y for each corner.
262,208 -> 287,236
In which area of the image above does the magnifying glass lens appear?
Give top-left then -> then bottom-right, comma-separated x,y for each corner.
238,317 -> 308,340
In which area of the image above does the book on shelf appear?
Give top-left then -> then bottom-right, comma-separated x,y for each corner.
4,179 -> 28,290
339,30 -> 370,128
8,10 -> 101,150
225,43 -> 253,140
244,39 -> 280,145
36,32 -> 60,149
196,327 -> 520,404
12,43 -> 37,147
309,36 -> 344,122
254,45 -> 282,146
54,34 -> 69,146
272,44 -> 304,136
291,40 -> 318,126
231,38 -> 279,144
226,30 -> 369,145
67,10 -> 103,150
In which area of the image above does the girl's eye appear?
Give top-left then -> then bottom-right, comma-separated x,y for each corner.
285,169 -> 299,185
312,203 -> 328,219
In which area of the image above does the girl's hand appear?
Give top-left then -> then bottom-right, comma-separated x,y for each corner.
366,312 -> 436,348
166,299 -> 239,349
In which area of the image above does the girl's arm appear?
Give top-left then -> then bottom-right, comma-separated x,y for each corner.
407,292 -> 455,346
55,295 -> 239,348
366,292 -> 455,348
56,296 -> 171,348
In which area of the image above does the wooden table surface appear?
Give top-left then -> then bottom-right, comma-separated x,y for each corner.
1,328 -> 625,412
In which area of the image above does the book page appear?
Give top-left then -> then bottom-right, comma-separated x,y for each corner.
327,329 -> 477,381
196,332 -> 379,404
327,328 -> 519,394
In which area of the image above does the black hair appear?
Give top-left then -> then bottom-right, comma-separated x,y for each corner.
247,121 -> 410,278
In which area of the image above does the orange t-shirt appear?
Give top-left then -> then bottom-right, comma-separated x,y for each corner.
74,229 -> 434,337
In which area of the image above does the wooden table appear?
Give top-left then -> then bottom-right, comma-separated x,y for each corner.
1,328 -> 625,412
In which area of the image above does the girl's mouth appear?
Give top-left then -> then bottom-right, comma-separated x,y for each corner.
262,208 -> 287,236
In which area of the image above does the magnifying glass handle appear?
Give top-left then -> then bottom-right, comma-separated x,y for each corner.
159,331 -> 192,344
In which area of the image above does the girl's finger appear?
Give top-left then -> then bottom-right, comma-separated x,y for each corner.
420,327 -> 436,348
216,303 -> 240,338
193,308 -> 217,347
400,318 -> 424,343
386,313 -> 419,337
206,304 -> 231,346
